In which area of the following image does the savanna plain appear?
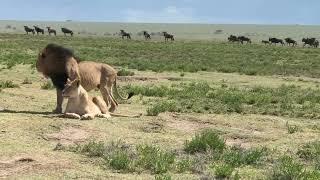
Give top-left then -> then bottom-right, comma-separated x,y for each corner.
0,22 -> 320,179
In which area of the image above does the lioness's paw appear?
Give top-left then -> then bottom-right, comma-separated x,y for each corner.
81,114 -> 94,120
98,114 -> 111,119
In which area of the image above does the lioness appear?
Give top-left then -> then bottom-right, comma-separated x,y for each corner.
62,79 -> 141,120
62,78 -> 110,120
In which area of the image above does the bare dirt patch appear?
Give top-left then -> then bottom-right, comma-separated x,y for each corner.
0,156 -> 69,178
45,126 -> 90,146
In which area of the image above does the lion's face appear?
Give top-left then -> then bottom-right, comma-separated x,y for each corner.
62,79 -> 80,98
36,49 -> 48,73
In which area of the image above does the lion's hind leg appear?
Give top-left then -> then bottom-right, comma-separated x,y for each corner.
63,113 -> 81,119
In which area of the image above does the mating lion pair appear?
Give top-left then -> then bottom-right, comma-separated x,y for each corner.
36,44 -> 136,119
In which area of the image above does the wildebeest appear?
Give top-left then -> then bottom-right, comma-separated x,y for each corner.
269,38 -> 285,46
143,31 -> 151,40
24,26 -> 35,35
228,35 -> 240,43
162,32 -> 174,41
284,38 -> 297,47
33,26 -> 44,35
302,38 -> 318,48
120,30 -> 131,39
261,40 -> 270,45
238,36 -> 251,44
47,27 -> 56,36
61,28 -> 74,36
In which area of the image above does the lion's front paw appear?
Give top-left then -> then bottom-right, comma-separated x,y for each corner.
52,107 -> 63,114
81,114 -> 94,120
98,113 -> 111,119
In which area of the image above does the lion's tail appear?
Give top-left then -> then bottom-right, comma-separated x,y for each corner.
92,96 -> 108,114
113,78 -> 134,100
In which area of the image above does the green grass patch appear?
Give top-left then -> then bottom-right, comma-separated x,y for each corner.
0,80 -> 19,88
297,141 -> 320,161
127,82 -> 320,118
117,69 -> 135,76
184,129 -> 225,154
41,81 -> 55,90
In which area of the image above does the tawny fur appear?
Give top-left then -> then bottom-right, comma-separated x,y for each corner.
62,79 -> 141,120
36,44 -> 132,114
62,79 -> 111,120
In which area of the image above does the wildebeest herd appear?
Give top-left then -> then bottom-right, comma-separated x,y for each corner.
24,25 -> 73,36
228,35 -> 319,48
23,25 -> 175,42
23,25 -> 319,47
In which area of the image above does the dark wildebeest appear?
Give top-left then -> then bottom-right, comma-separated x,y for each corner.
120,30 -> 131,39
302,38 -> 318,48
33,26 -> 44,35
269,38 -> 285,46
238,36 -> 251,44
24,26 -> 35,35
162,32 -> 174,41
228,35 -> 240,43
143,31 -> 151,40
47,27 -> 56,36
284,38 -> 297,47
261,40 -> 270,45
61,28 -> 74,36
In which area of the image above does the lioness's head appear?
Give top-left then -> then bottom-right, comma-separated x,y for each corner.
62,79 -> 80,98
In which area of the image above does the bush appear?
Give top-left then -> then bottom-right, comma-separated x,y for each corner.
270,155 -> 305,180
106,150 -> 132,171
286,122 -> 299,134
73,140 -> 106,157
184,129 -> 225,154
41,81 -> 55,90
220,147 -> 267,167
155,174 -> 172,180
136,145 -> 175,174
0,80 -> 19,88
117,69 -> 135,76
212,163 -> 234,179
22,78 -> 32,84
147,101 -> 177,116
297,141 -> 320,161
175,157 -> 192,173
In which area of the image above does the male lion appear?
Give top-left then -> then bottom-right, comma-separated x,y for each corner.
62,79 -> 141,120
36,43 -> 132,113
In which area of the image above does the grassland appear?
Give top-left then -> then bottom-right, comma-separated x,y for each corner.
0,32 -> 320,179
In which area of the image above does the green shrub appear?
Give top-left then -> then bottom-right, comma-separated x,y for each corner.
117,69 -> 135,76
155,174 -> 172,180
270,155 -> 305,180
297,141 -> 320,161
0,80 -> 19,88
74,140 -> 105,157
22,78 -> 32,84
147,101 -> 177,116
286,122 -> 299,134
106,150 -> 132,171
212,163 -> 234,179
221,147 -> 267,167
184,129 -> 225,154
41,81 -> 55,90
136,145 -> 175,174
175,157 -> 192,173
